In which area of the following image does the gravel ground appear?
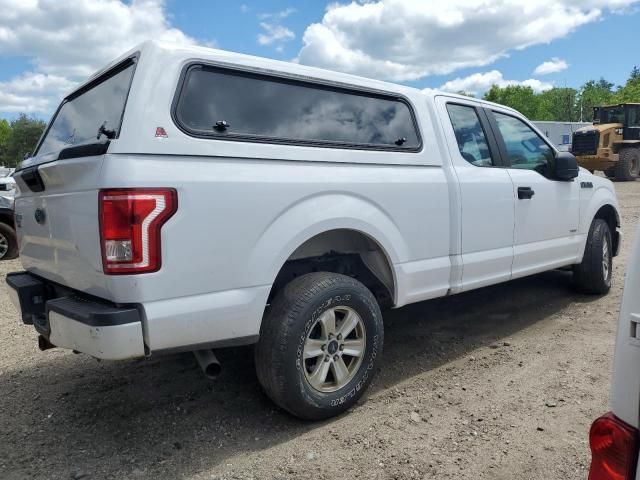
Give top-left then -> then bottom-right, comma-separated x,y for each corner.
1,180 -> 639,480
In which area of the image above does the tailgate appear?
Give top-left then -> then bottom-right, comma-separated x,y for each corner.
12,53 -> 138,299
14,156 -> 110,298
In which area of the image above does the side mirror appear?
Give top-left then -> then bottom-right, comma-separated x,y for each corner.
554,151 -> 579,181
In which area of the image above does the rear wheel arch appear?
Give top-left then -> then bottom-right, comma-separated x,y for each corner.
266,229 -> 397,310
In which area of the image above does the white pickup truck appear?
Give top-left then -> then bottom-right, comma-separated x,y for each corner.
7,41 -> 621,420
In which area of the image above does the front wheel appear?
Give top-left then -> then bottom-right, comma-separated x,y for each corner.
255,272 -> 383,420
615,147 -> 640,181
573,219 -> 612,294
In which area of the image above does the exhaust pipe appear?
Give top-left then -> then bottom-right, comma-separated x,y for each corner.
193,349 -> 222,379
38,335 -> 55,351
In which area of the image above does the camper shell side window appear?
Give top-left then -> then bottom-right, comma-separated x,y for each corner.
172,63 -> 422,152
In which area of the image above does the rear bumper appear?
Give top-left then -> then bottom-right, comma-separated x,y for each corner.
6,271 -> 145,360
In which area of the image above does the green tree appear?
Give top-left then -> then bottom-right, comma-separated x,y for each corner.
6,114 -> 46,167
613,66 -> 640,103
0,119 -> 11,166
483,85 -> 540,118
578,78 -> 615,121
536,88 -> 578,121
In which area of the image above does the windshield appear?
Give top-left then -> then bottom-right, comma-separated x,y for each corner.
36,60 -> 136,156
595,106 -> 625,124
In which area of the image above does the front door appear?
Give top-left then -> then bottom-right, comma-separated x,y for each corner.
488,109 -> 581,278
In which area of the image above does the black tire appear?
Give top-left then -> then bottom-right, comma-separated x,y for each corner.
0,222 -> 18,260
614,147 -> 640,181
255,272 -> 383,420
573,219 -> 612,294
604,167 -> 616,178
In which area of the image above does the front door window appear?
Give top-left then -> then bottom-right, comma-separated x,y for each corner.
493,112 -> 554,177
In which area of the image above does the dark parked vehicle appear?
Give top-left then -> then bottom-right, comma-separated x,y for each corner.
0,194 -> 17,260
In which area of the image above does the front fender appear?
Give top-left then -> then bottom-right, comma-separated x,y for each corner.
577,185 -> 620,258
581,186 -> 620,233
246,192 -> 408,289
0,207 -> 15,228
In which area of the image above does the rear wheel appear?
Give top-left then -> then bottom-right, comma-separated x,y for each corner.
573,219 -> 612,294
0,222 -> 18,260
614,147 -> 640,181
255,272 -> 383,420
604,167 -> 616,178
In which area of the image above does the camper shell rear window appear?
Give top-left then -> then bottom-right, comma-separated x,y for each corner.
172,64 -> 422,151
35,56 -> 138,158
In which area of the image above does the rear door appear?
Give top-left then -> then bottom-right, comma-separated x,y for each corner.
436,97 -> 515,291
14,57 -> 137,298
487,109 -> 581,278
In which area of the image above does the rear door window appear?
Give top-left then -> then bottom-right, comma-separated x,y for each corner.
446,104 -> 494,167
36,60 -> 136,156
173,65 -> 421,150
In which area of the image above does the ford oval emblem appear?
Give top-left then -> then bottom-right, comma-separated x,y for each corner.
34,208 -> 46,225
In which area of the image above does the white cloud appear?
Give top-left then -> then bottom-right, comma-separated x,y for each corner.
258,23 -> 295,45
259,8 -> 296,20
0,0 -> 200,115
257,8 -> 296,48
438,70 -> 554,96
296,0 -> 639,82
534,57 -> 569,75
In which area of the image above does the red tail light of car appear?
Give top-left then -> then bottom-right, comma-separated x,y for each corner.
589,412 -> 639,480
99,188 -> 177,274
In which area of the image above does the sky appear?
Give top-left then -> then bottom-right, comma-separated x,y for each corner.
1,0 -> 639,121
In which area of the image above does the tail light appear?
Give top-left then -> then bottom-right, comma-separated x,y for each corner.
99,188 -> 177,274
589,412 -> 639,480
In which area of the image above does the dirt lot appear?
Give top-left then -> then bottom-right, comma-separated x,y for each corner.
1,181 -> 639,480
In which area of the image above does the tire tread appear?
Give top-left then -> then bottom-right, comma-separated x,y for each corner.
255,272 -> 381,419
573,219 -> 611,294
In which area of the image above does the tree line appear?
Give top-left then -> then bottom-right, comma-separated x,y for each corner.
0,114 -> 47,168
476,66 -> 640,122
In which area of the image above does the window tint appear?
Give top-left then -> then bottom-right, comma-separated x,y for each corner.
446,104 -> 494,167
37,62 -> 136,156
628,106 -> 640,127
174,66 -> 420,149
493,112 -> 554,174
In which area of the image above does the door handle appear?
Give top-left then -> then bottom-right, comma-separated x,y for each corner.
518,186 -> 535,200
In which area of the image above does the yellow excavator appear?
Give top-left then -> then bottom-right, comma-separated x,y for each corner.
572,103 -> 640,181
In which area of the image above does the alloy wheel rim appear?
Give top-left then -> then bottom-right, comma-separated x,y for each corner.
602,238 -> 610,282
0,232 -> 8,259
302,306 -> 366,393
